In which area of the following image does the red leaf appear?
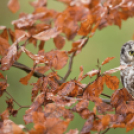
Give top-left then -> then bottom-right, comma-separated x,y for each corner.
101,57 -> 115,65
8,0 -> 20,13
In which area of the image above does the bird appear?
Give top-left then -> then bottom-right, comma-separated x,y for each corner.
120,40 -> 134,97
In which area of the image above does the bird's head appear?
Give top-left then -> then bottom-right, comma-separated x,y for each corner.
120,40 -> 134,64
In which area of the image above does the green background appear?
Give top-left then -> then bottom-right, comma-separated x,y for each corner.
0,0 -> 134,133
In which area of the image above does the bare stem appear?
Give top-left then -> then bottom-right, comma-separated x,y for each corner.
5,91 -> 30,109
59,52 -> 76,83
101,128 -> 110,134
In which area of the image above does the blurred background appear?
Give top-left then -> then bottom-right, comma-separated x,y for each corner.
0,0 -> 134,133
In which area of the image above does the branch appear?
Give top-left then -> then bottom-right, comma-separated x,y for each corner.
101,128 -> 110,134
59,36 -> 89,83
59,51 -> 76,83
0,60 -> 45,78
5,90 -> 30,110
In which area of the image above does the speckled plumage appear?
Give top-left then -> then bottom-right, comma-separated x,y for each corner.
120,40 -> 134,97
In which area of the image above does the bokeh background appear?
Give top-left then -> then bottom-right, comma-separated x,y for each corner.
0,0 -> 134,133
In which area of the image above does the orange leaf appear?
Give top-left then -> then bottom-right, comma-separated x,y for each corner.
33,27 -> 61,41
104,75 -> 119,90
8,0 -> 20,13
54,35 -> 65,49
0,42 -> 17,70
0,36 -> 10,56
19,71 -> 33,85
102,57 -> 115,65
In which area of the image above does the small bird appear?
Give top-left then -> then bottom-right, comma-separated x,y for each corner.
120,40 -> 134,97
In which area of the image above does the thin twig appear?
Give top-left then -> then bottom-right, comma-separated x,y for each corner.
5,90 -> 30,109
101,93 -> 111,98
59,51 -> 76,83
101,128 -> 110,134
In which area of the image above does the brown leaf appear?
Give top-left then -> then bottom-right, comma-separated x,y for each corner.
19,71 -> 34,85
66,129 -> 79,134
0,72 -> 5,79
30,0 -> 47,8
58,81 -> 75,96
0,42 -> 17,70
0,26 -> 6,30
0,120 -> 25,134
103,64 -> 130,75
21,46 -> 47,64
47,93 -> 76,107
81,115 -> 94,134
104,75 -> 119,90
54,35 -> 65,49
101,57 -> 115,65
38,41 -> 45,51
0,81 -> 8,97
8,0 -> 20,13
51,50 -> 68,70
125,114 -> 134,132
75,100 -> 89,112
84,76 -> 105,97
14,29 -> 30,41
0,109 -> 9,121
78,66 -> 84,81
35,65 -> 50,74
101,115 -> 110,129
69,38 -> 88,54
44,118 -> 70,134
33,27 -> 61,41
111,88 -> 133,108
0,29 -> 8,41
44,103 -> 74,120
0,36 -> 10,56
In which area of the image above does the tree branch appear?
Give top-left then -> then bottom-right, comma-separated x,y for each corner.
5,90 -> 30,109
59,51 -> 76,83
0,60 -> 45,78
101,128 -> 110,134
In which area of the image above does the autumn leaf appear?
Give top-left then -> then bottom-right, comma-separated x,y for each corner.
0,42 -> 17,70
103,64 -> 130,75
0,29 -> 8,41
104,75 -> 119,90
51,50 -> 68,70
102,57 -> 115,65
84,76 -> 105,97
8,0 -> 20,13
0,26 -> 6,30
19,71 -> 34,85
30,0 -> 47,8
58,81 -> 75,96
54,35 -> 65,49
33,27 -> 61,41
66,129 -> 79,134
0,36 -> 10,56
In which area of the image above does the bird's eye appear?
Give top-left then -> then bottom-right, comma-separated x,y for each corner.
129,51 -> 134,56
